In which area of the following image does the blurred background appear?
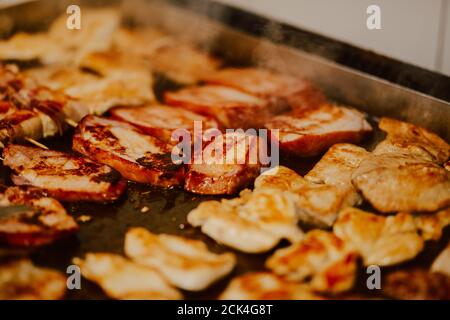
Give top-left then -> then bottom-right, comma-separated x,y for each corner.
215,0 -> 450,76
0,0 -> 448,76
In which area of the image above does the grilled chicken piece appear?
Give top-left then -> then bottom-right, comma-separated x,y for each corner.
48,8 -> 120,65
165,85 -> 269,129
150,44 -> 221,84
0,32 -> 69,64
205,67 -> 326,113
0,185 -> 78,246
111,104 -> 219,143
255,166 -> 350,227
219,272 -> 322,300
0,9 -> 120,66
333,208 -> 425,267
25,66 -> 99,91
112,27 -> 175,57
352,153 -> 450,213
187,188 -> 303,253
0,259 -> 66,300
264,104 -> 372,157
384,269 -> 450,300
26,57 -> 155,117
374,117 -> 450,164
305,144 -> 369,190
305,143 -> 369,207
73,115 -> 184,187
73,253 -> 181,300
124,227 -> 236,291
266,230 -> 358,293
3,144 -> 126,202
431,242 -> 450,277
184,131 -> 263,195
414,208 -> 450,241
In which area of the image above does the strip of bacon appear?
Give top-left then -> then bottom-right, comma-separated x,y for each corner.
73,115 -> 184,187
0,185 -> 78,246
164,85 -> 270,129
265,104 -> 372,157
205,67 -> 326,113
3,144 -> 126,202
110,104 -> 219,143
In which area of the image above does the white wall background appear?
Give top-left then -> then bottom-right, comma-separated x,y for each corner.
214,0 -> 450,76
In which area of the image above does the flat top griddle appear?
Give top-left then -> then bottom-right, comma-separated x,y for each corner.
0,0 -> 449,300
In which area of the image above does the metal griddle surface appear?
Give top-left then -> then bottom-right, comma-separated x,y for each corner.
0,0 -> 449,300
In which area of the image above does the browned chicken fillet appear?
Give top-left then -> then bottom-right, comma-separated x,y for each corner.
205,67 -> 326,112
110,104 -> 218,143
149,44 -> 221,85
0,185 -> 78,246
0,259 -> 66,300
266,230 -> 358,293
165,85 -> 270,129
374,117 -> 450,164
352,153 -> 450,213
333,208 -> 431,267
219,272 -> 322,300
124,227 -> 236,291
73,115 -> 184,187
112,27 -> 175,57
187,188 -> 304,253
184,131 -> 263,195
3,144 -> 126,202
265,104 -> 372,157
73,253 -> 182,300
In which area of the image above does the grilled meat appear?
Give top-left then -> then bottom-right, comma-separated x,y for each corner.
0,32 -> 71,65
0,185 -> 78,246
149,44 -> 221,84
73,253 -> 181,300
165,85 -> 269,129
184,131 -> 263,195
0,259 -> 66,300
255,165 -> 362,228
187,188 -> 303,253
124,227 -> 236,291
219,272 -> 322,300
333,208 -> 427,267
111,104 -> 218,143
73,115 -> 184,187
47,8 -> 120,65
0,9 -> 120,66
205,67 -> 326,112
266,230 -> 358,293
112,27 -> 175,57
0,64 -> 89,145
374,117 -> 450,164
3,144 -> 126,202
264,104 -> 372,157
352,153 -> 450,213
